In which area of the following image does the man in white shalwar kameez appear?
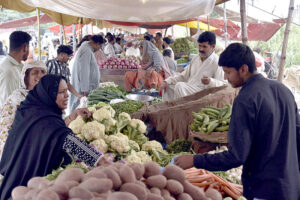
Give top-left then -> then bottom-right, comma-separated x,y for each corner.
69,35 -> 104,113
160,31 -> 226,101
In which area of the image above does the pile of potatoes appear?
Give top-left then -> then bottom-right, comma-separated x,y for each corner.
12,162 -> 223,200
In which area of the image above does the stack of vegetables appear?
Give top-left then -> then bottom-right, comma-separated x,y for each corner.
12,161 -> 226,200
189,104 -> 232,133
111,100 -> 145,117
87,86 -> 127,106
98,56 -> 141,69
68,105 -> 176,166
170,38 -> 198,57
176,56 -> 189,64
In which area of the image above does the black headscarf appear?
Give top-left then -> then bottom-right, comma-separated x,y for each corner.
0,74 -> 72,200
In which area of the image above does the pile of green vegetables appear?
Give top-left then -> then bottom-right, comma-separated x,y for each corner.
176,56 -> 189,64
189,105 -> 232,133
170,38 -> 198,56
166,139 -> 192,154
111,100 -> 145,117
87,86 -> 127,106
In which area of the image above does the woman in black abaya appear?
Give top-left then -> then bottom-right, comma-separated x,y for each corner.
0,74 -> 104,200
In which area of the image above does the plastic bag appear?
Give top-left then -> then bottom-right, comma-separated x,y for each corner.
77,96 -> 88,109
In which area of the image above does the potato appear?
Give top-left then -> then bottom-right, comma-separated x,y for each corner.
49,184 -> 68,200
160,189 -> 170,197
177,193 -> 193,200
120,183 -> 147,200
146,193 -> 164,200
79,178 -> 113,193
165,179 -> 183,196
83,170 -> 107,181
119,165 -> 136,183
36,189 -> 60,200
112,161 -> 125,169
162,165 -> 185,183
27,177 -> 50,189
91,198 -> 106,200
68,199 -> 81,200
68,186 -> 93,199
25,188 -> 41,200
146,175 -> 167,189
12,186 -> 30,199
101,167 -> 122,189
107,192 -> 138,200
128,163 -> 145,180
149,187 -> 161,196
205,188 -> 223,200
144,162 -> 161,178
64,180 -> 79,190
55,168 -> 84,184
182,181 -> 206,200
163,196 -> 175,200
135,180 -> 147,188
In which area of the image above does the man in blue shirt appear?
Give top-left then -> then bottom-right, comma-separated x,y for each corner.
175,43 -> 300,200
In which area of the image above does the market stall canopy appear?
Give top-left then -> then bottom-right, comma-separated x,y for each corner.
177,21 -> 218,31
48,24 -> 84,34
19,0 -> 216,22
0,14 -> 53,29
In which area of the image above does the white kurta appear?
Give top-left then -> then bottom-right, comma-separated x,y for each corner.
0,55 -> 23,108
163,52 -> 226,101
69,41 -> 100,112
126,47 -> 141,57
104,43 -> 116,58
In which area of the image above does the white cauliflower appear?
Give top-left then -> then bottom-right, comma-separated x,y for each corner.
87,107 -> 96,113
90,139 -> 108,153
68,116 -> 86,134
102,105 -> 116,118
106,134 -> 130,153
76,134 -> 85,141
119,112 -> 131,122
124,150 -> 142,164
116,112 -> 131,132
129,119 -> 147,134
128,140 -> 140,151
81,121 -> 105,141
103,117 -> 117,133
115,132 -> 129,142
136,151 -> 152,163
93,108 -> 112,122
142,140 -> 163,152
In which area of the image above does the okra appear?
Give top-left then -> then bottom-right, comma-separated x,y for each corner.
215,125 -> 229,132
207,120 -> 219,133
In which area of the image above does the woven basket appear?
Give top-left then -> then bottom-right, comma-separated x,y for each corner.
190,130 -> 228,144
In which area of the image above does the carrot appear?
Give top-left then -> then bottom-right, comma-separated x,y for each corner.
222,186 -> 240,200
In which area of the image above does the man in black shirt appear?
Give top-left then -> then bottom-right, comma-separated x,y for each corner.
175,43 -> 300,200
46,45 -> 82,99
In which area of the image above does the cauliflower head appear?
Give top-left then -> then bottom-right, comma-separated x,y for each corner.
124,150 -> 142,164
118,112 -> 131,122
90,139 -> 108,153
142,140 -> 163,152
68,116 -> 85,134
93,108 -> 112,122
115,132 -> 129,142
103,117 -> 117,133
129,119 -> 147,134
102,105 -> 116,118
128,140 -> 140,151
87,107 -> 96,113
107,134 -> 130,153
136,151 -> 152,163
81,121 -> 105,141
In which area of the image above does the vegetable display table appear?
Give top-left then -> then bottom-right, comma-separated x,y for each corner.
100,69 -> 137,90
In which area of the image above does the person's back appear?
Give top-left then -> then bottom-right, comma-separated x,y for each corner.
236,75 -> 300,199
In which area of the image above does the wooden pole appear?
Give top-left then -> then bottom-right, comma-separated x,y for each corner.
223,2 -> 228,47
197,16 -> 200,32
240,0 -> 248,45
277,0 -> 294,82
72,24 -> 76,52
62,25 -> 66,45
186,22 -> 189,37
36,8 -> 41,61
207,16 -> 210,31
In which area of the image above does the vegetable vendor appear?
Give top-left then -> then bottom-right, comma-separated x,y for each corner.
69,35 -> 104,113
124,40 -> 171,91
0,75 -> 109,200
0,61 -> 47,161
175,43 -> 300,200
160,31 -> 226,101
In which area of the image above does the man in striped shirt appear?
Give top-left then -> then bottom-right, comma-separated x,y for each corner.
46,45 -> 82,99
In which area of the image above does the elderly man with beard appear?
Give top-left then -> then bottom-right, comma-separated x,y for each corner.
160,31 -> 226,101
0,31 -> 31,108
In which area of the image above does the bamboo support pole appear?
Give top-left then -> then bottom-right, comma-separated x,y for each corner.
277,0 -> 294,82
37,8 -> 41,61
240,0 -> 248,45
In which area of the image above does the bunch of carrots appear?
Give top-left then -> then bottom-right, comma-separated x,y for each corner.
185,168 -> 243,200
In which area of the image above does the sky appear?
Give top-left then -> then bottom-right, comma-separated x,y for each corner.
224,0 -> 300,23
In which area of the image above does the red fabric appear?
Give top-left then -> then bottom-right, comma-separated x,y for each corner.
106,18 -> 198,27
0,14 -> 53,29
246,23 -> 281,41
48,24 -> 84,34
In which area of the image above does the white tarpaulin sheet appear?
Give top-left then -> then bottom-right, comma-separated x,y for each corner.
21,0 -> 216,22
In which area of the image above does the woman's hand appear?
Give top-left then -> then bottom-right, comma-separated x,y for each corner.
65,108 -> 92,126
